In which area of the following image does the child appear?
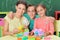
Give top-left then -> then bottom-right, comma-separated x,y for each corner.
4,1 -> 29,36
23,5 -> 36,32
33,4 -> 55,37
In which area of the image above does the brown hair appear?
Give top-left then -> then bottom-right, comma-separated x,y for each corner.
27,4 -> 36,11
16,1 -> 27,9
36,4 -> 46,9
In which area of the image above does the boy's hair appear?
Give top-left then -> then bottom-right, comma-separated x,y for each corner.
27,4 -> 36,11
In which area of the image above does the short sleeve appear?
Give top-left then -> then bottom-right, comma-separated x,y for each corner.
48,19 -> 54,35
22,17 -> 29,26
4,15 -> 11,23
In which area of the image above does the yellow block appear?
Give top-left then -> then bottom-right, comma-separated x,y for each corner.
18,25 -> 24,32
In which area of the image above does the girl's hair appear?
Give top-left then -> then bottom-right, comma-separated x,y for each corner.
16,1 -> 27,9
36,4 -> 46,9
27,4 -> 36,11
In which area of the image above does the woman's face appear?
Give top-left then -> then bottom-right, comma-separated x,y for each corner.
36,5 -> 46,17
27,6 -> 36,19
16,4 -> 26,16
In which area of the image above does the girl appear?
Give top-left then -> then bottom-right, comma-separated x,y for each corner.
4,1 -> 29,36
33,4 -> 55,36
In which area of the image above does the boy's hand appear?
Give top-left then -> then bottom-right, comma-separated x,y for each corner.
29,31 -> 34,36
24,25 -> 28,29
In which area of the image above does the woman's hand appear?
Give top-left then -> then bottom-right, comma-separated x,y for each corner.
13,28 -> 20,34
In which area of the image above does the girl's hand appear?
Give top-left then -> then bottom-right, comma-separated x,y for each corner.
44,32 -> 51,37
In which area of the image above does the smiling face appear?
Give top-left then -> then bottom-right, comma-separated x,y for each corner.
16,4 -> 26,16
27,6 -> 36,19
36,5 -> 46,17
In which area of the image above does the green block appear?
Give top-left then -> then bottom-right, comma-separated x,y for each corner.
0,27 -> 3,37
0,12 -> 8,14
22,36 -> 28,40
59,32 -> 60,37
16,32 -> 24,38
30,37 -> 35,40
28,36 -> 35,40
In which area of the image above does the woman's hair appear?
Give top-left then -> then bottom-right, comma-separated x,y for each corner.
27,4 -> 36,11
16,1 -> 27,9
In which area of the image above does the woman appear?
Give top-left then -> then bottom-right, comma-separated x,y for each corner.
4,1 -> 29,36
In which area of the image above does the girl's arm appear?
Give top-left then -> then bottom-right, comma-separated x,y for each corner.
44,17 -> 55,36
45,19 -> 55,36
48,19 -> 55,35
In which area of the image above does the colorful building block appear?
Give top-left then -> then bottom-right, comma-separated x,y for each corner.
17,38 -> 22,40
24,29 -> 29,36
0,18 -> 4,26
55,20 -> 60,37
18,25 -> 24,32
34,29 -> 44,36
36,36 -> 41,40
0,26 -> 3,37
22,36 -> 28,40
16,32 -> 24,38
28,36 -> 35,40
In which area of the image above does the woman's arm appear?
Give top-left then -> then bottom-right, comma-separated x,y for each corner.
7,11 -> 14,19
3,19 -> 13,36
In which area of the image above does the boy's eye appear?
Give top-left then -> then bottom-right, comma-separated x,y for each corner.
32,10 -> 35,12
27,10 -> 35,12
40,9 -> 43,11
37,11 -> 40,12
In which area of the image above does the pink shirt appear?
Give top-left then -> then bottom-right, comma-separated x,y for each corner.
34,17 -> 54,34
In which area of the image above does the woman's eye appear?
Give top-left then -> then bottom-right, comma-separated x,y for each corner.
23,9 -> 25,10
19,8 -> 21,9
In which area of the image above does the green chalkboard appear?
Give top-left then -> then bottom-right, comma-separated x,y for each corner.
0,0 -> 60,17
0,0 -> 17,12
